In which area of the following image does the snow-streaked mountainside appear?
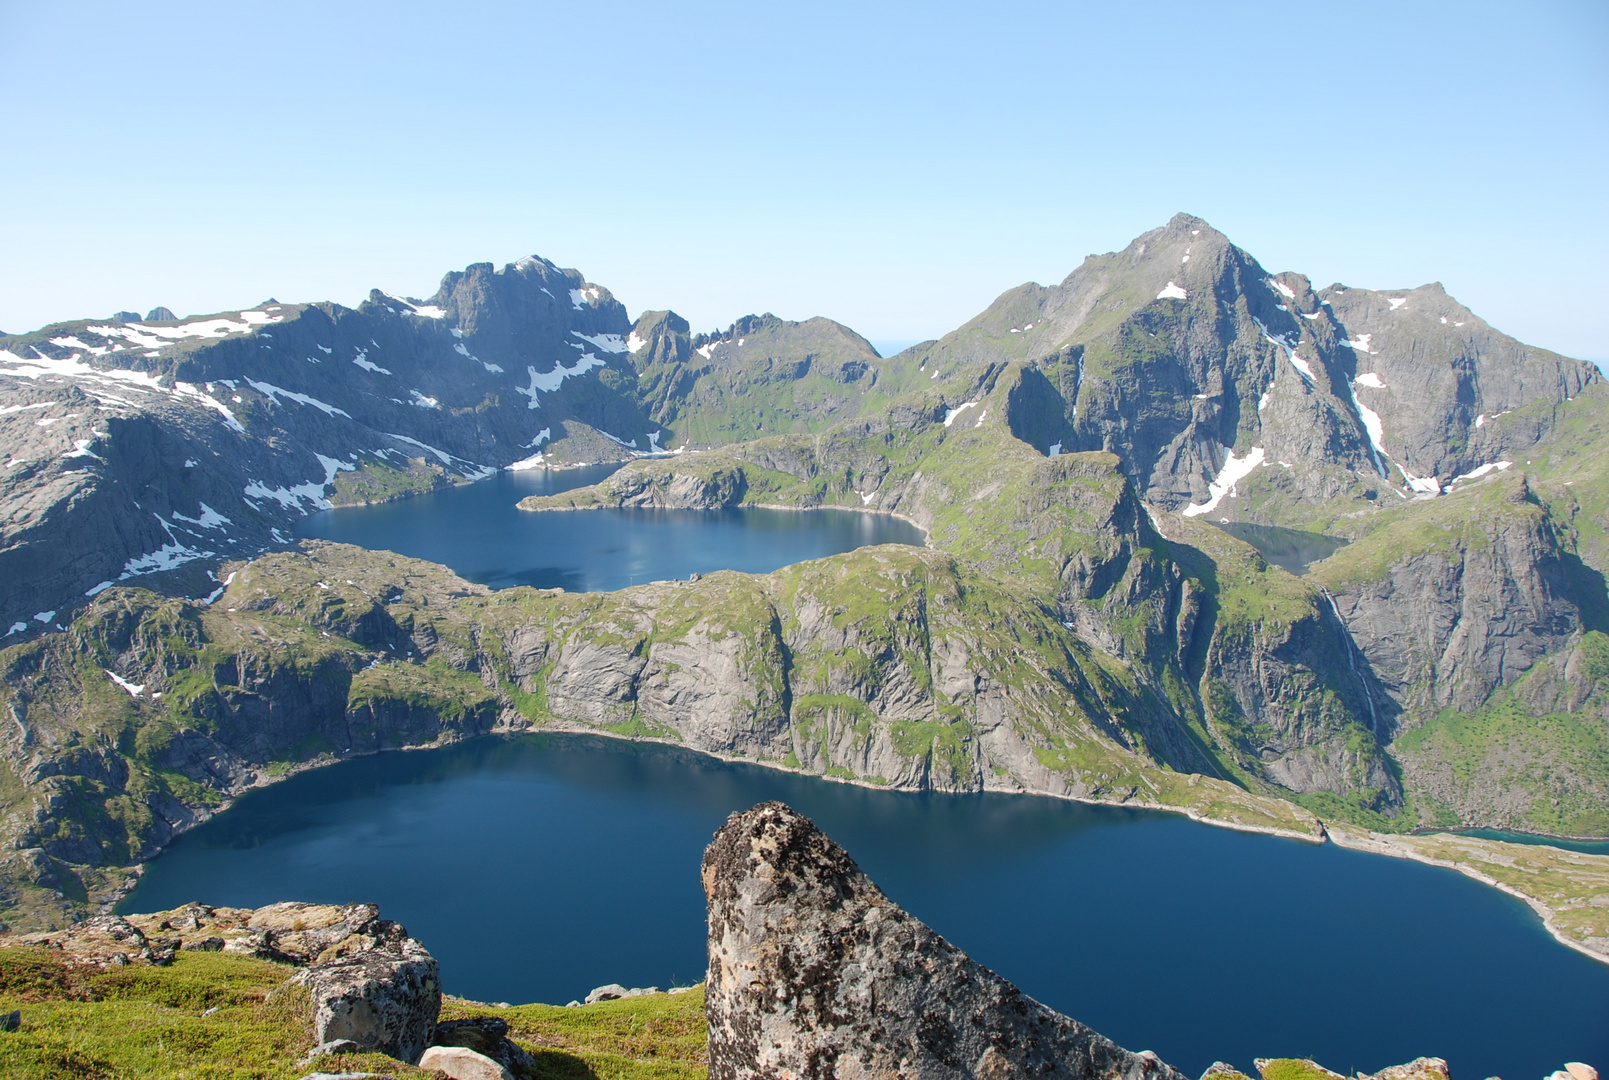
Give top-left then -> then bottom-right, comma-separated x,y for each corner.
906,214 -> 1596,523
0,217 -> 1597,638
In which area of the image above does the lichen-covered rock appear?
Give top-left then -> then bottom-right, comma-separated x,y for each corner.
2,901 -> 400,969
702,801 -> 1187,1080
292,925 -> 440,1065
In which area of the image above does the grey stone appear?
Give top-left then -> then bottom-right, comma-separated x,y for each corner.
0,1009 -> 19,1032
584,982 -> 660,1004
703,801 -> 1187,1080
292,923 -> 440,1064
417,1045 -> 513,1080
303,1038 -> 362,1061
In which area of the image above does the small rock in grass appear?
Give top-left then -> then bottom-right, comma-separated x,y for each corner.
583,982 -> 660,1004
0,1010 -> 19,1032
301,1038 -> 362,1062
417,1045 -> 513,1080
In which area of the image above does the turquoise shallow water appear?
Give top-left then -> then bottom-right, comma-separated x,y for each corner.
120,734 -> 1609,1079
293,465 -> 926,591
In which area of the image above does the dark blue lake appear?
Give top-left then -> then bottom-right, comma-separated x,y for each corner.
294,465 -> 925,591
120,734 -> 1609,1079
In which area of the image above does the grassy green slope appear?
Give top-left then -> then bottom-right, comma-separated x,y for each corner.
0,946 -> 708,1080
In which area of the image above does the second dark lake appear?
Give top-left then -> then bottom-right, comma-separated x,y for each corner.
294,465 -> 926,591
120,735 -> 1609,1080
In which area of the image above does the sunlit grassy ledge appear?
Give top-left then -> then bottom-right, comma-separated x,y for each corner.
1326,824 -> 1609,964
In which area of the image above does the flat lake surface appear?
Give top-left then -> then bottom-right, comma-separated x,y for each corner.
1213,521 -> 1349,576
121,735 -> 1609,1079
294,465 -> 925,591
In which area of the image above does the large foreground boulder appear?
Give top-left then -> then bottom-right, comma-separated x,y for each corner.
291,922 -> 440,1064
702,801 -> 1187,1080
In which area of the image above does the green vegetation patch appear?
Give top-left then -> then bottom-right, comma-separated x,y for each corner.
329,459 -> 454,506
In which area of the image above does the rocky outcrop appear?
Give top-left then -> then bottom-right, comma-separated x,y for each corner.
703,801 -> 1186,1080
2,899 -> 442,1063
293,927 -> 440,1065
630,310 -> 895,448
1,900 -> 398,967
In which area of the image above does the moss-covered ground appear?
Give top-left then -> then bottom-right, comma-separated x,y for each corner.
0,947 -> 709,1080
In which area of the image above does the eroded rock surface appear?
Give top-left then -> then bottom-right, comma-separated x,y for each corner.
702,801 -> 1186,1080
291,922 -> 440,1065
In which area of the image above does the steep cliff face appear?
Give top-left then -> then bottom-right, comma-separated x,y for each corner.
1312,474 -> 1581,715
520,369 -> 1398,812
0,541 -> 1321,930
1165,518 -> 1399,809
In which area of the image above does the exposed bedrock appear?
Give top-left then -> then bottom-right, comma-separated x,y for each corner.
702,801 -> 1186,1080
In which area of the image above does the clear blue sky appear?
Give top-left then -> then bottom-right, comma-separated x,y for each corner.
3,1 -> 1605,359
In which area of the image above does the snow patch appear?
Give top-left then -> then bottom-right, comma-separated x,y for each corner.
1342,333 -> 1374,354
1388,297 -> 1407,310
64,439 -> 103,461
1253,318 -> 1315,382
1047,442 -> 1061,457
1447,461 -> 1514,486
1268,278 -> 1296,300
515,354 -> 607,408
1157,281 -> 1187,300
1181,447 -> 1267,517
352,348 -> 391,375
1346,380 -> 1390,479
174,503 -> 230,529
943,401 -> 981,427
627,331 -> 648,353
571,331 -> 629,354
1475,413 -> 1486,428
105,670 -> 145,697
1396,464 -> 1441,495
569,286 -> 602,309
243,454 -> 354,512
245,379 -> 352,417
697,343 -> 716,359
1354,372 -> 1386,389
410,390 -> 440,409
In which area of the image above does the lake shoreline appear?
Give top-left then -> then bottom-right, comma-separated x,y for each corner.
1325,825 -> 1609,966
103,722 -> 1609,968
515,496 -> 933,547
